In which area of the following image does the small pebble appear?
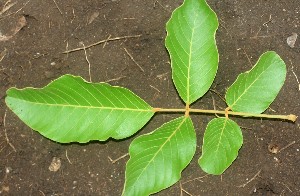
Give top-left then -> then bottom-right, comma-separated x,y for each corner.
268,143 -> 280,154
2,186 -> 9,192
5,167 -> 12,174
49,157 -> 61,172
44,71 -> 54,78
287,33 -> 298,48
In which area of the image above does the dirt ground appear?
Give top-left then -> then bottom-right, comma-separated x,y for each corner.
0,0 -> 299,195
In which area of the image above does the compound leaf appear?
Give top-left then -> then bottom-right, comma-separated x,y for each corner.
5,74 -> 154,143
199,118 -> 243,175
166,0 -> 219,104
225,51 -> 286,113
123,116 -> 196,196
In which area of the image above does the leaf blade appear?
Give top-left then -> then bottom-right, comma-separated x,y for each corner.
199,118 -> 243,175
166,0 -> 219,104
225,51 -> 286,113
123,116 -> 196,196
5,74 -> 154,143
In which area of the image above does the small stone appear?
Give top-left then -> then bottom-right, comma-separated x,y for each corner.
2,186 -> 9,192
49,157 -> 61,172
273,157 -> 280,163
268,143 -> 280,154
44,71 -> 54,78
5,167 -> 12,174
287,33 -> 298,48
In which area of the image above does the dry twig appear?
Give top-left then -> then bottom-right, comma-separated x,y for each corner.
150,85 -> 160,93
278,141 -> 296,153
0,0 -> 17,16
182,174 -> 209,184
0,48 -> 7,62
65,150 -> 72,164
291,66 -> 300,91
210,92 -> 220,117
105,76 -> 126,83
209,89 -> 226,103
80,42 -> 92,82
153,0 -> 170,12
52,0 -> 63,15
182,188 -> 193,196
280,182 -> 292,193
39,190 -> 46,196
179,182 -> 193,196
103,34 -> 112,48
0,0 -> 30,19
123,48 -> 144,72
263,14 -> 272,28
63,35 -> 141,54
156,72 -> 169,79
108,153 -> 129,164
238,170 -> 261,188
242,48 -> 252,66
3,110 -> 16,152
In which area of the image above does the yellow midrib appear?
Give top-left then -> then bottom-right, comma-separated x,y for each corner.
10,97 -> 153,112
215,119 -> 227,153
187,28 -> 194,104
187,16 -> 197,104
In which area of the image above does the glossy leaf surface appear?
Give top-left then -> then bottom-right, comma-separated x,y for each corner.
166,0 -> 219,104
225,51 -> 286,113
123,116 -> 196,196
5,75 -> 154,143
199,118 -> 243,175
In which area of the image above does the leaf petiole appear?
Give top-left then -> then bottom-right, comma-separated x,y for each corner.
153,108 -> 297,122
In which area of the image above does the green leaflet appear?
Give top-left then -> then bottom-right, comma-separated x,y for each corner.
166,0 -> 219,104
199,118 -> 243,175
226,51 -> 286,113
123,116 -> 196,196
5,75 -> 154,143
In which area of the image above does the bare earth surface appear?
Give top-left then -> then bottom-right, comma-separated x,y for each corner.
0,0 -> 299,195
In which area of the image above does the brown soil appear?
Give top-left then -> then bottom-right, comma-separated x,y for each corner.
0,0 -> 299,195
